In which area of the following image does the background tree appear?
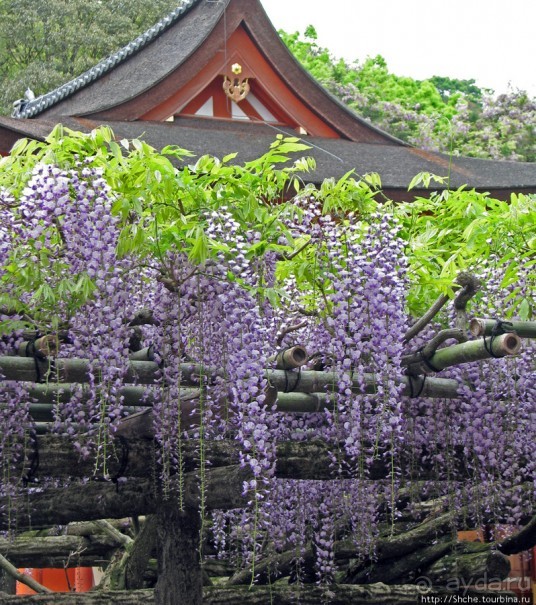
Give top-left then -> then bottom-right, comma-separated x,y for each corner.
281,27 -> 536,161
1,4 -> 534,161
0,0 -> 179,114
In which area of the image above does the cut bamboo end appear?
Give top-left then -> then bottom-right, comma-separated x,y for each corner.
469,318 -> 486,337
470,318 -> 536,339
429,332 -> 522,372
275,346 -> 308,370
499,333 -> 522,356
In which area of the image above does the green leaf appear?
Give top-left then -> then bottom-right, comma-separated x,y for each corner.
188,227 -> 209,264
518,298 -> 531,320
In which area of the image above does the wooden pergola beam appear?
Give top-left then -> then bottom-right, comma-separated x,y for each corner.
0,584 -> 521,605
1,465 -> 251,530
11,435 -> 478,484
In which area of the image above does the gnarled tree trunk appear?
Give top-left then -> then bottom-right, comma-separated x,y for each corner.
154,504 -> 202,605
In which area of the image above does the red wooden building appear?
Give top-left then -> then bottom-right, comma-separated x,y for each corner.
0,0 -> 535,200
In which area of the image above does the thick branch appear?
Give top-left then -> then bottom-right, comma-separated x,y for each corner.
0,533 -> 119,568
498,515 -> 536,555
0,590 -> 154,604
0,585 -> 521,605
419,328 -> 468,360
94,520 -> 133,547
453,273 -> 480,331
12,435 -> 479,485
423,542 -> 510,584
124,516 -> 158,590
344,540 -> 453,584
3,479 -> 158,530
403,293 -> 450,343
275,321 -> 308,347
154,504 -> 202,605
1,466 -> 250,530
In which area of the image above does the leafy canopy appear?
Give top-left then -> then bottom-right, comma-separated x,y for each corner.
0,0 -> 180,114
0,126 -> 533,330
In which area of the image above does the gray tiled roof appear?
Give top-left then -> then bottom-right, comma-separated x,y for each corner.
3,115 -> 532,195
12,0 -> 201,119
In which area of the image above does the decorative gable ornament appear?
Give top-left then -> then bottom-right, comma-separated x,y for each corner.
223,63 -> 250,102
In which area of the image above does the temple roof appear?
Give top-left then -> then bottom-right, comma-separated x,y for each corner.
12,0 -> 201,119
11,0 -> 399,145
2,0 -> 535,199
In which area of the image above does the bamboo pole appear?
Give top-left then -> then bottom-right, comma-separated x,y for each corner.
271,346 -> 308,370
403,332 -> 522,373
427,332 -> 521,371
17,335 -> 59,358
19,380 -> 460,425
0,357 -> 462,399
470,318 -> 536,339
22,392 -> 337,421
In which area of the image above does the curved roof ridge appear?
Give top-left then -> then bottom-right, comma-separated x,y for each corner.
12,0 -> 201,119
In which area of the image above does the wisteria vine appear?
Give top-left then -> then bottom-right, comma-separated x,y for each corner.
0,132 -> 534,590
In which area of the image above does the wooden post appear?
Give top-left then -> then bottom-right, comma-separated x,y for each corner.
0,567 -> 16,595
154,504 -> 202,605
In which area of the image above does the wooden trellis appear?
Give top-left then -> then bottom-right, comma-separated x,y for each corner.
0,316 -> 534,604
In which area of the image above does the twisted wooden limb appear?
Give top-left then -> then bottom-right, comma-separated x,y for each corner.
453,273 -> 480,331
498,515 -> 536,555
0,585 -> 522,605
403,293 -> 451,343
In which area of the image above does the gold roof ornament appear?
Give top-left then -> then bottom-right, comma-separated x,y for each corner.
223,62 -> 250,102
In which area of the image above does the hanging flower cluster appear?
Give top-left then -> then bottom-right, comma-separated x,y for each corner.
0,163 -> 139,473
